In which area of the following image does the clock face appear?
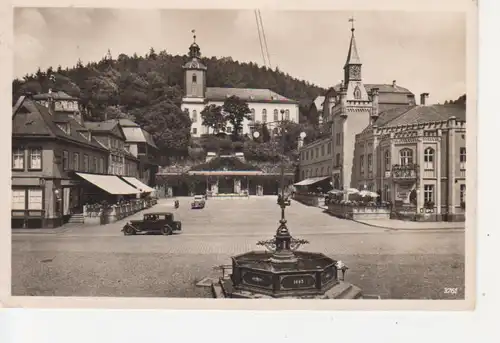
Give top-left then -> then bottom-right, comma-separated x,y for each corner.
350,65 -> 361,79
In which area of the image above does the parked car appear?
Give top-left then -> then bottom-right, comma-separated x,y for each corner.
121,212 -> 182,236
191,195 -> 206,209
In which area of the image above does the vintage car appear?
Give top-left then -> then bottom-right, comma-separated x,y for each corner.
191,195 -> 206,209
121,212 -> 182,236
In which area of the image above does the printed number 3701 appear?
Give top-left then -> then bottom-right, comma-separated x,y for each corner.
444,288 -> 458,294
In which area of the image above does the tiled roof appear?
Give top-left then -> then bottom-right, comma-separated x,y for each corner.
84,121 -> 119,132
383,104 -> 465,127
32,91 -> 78,101
117,119 -> 139,127
12,97 -> 106,150
206,87 -> 297,103
333,83 -> 413,94
362,104 -> 466,133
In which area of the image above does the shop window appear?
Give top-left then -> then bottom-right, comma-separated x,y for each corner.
28,189 -> 43,210
11,189 -> 26,210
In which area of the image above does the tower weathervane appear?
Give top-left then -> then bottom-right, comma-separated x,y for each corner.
192,29 -> 196,43
348,16 -> 355,31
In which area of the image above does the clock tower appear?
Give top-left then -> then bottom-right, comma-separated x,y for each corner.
182,30 -> 207,98
343,20 -> 368,102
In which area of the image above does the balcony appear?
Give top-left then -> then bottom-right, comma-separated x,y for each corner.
391,164 -> 418,181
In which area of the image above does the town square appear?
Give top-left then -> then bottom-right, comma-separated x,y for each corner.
11,9 -> 467,300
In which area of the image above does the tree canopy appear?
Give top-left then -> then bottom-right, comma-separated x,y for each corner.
12,47 -> 326,162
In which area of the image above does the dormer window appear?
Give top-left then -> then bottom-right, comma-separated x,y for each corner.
56,123 -> 70,135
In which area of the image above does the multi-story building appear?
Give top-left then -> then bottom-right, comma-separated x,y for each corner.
12,92 -> 111,228
180,35 -> 299,137
11,91 -> 153,229
117,119 -> 160,187
353,103 -> 466,221
298,137 -> 333,180
84,120 -> 139,178
299,23 -> 417,191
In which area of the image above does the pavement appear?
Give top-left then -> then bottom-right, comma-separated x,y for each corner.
11,196 -> 466,299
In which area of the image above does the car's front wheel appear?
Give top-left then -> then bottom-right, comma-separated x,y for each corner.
161,225 -> 173,236
123,224 -> 136,236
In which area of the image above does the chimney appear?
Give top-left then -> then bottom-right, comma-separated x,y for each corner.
420,93 -> 429,105
370,88 -> 380,123
392,80 -> 396,87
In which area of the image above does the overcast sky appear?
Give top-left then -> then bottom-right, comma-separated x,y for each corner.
14,8 -> 466,104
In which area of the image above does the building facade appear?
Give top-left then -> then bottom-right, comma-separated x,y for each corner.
12,91 -> 155,228
299,24 -> 417,191
298,137 -> 333,181
353,105 -> 466,221
180,35 -> 300,137
117,119 -> 160,187
12,93 -> 110,228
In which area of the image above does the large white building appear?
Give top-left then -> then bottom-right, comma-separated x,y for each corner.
180,36 -> 299,138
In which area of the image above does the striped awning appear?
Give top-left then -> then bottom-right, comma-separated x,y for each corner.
76,173 -> 140,195
122,177 -> 154,193
293,176 -> 330,186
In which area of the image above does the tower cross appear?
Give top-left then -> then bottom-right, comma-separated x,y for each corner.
348,16 -> 355,31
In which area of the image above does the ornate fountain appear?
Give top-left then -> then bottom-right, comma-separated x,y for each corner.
210,110 -> 365,299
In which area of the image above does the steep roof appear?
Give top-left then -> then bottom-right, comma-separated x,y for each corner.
12,97 -> 106,150
206,87 -> 297,104
84,121 -> 119,132
345,29 -> 361,66
117,118 -> 139,127
362,104 -> 466,133
383,104 -> 465,127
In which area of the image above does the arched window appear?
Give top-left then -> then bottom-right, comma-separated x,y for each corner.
285,109 -> 290,121
399,148 -> 413,165
367,154 -> 373,172
273,109 -> 279,122
192,74 -> 197,83
327,166 -> 331,175
320,167 -> 324,175
354,86 -> 362,99
192,110 -> 197,123
262,109 -> 267,123
315,168 -> 319,176
424,147 -> 435,169
384,150 -> 391,171
250,108 -> 255,121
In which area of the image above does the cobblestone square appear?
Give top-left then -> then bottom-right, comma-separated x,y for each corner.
12,197 -> 465,299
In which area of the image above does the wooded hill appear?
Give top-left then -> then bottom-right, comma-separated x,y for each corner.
12,48 -> 326,160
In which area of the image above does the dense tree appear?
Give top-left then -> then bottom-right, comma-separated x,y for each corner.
222,96 -> 252,139
12,47 -> 330,161
201,104 -> 226,133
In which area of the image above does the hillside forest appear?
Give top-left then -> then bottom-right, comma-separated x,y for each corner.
12,48 -> 327,164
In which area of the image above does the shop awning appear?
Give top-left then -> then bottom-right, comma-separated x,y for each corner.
76,173 -> 140,195
293,176 -> 331,186
122,177 -> 155,193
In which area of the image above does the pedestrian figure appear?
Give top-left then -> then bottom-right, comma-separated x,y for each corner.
174,200 -> 179,209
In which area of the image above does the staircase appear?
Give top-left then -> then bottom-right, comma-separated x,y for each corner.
67,213 -> 84,224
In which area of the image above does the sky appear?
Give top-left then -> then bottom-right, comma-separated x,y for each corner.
13,8 -> 466,104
